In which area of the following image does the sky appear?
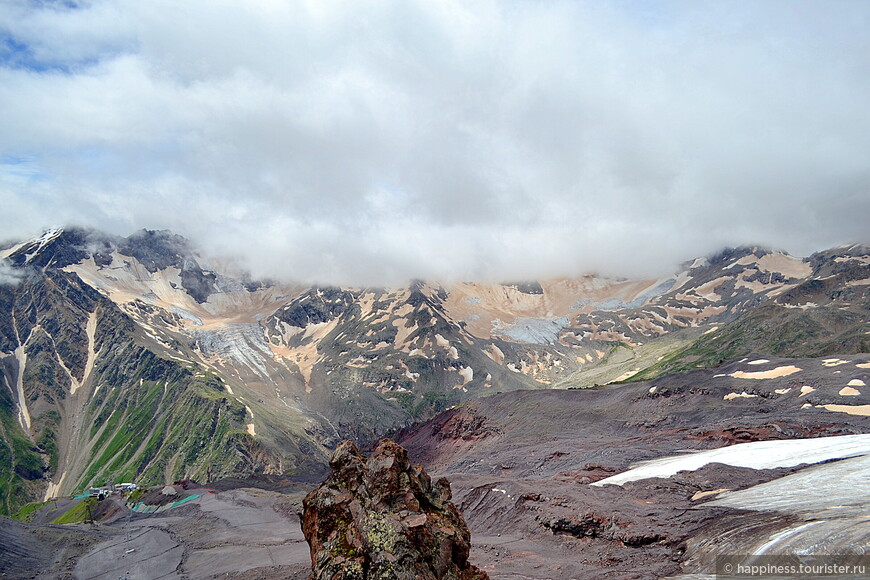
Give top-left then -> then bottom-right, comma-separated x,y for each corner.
1,0 -> 869,285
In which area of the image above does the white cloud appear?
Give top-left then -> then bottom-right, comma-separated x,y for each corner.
1,0 -> 869,285
0,258 -> 27,286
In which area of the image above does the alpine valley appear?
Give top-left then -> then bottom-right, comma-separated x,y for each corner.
1,227 -> 870,579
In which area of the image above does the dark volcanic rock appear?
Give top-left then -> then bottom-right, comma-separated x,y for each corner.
302,439 -> 489,580
278,287 -> 359,328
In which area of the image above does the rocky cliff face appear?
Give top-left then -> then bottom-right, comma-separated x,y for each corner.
302,439 -> 488,580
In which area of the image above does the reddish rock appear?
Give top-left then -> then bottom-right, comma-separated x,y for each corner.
302,439 -> 489,580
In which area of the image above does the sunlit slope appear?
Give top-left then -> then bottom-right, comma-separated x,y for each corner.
633,244 -> 870,381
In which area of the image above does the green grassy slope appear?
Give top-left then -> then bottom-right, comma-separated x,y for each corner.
0,270 -> 278,514
632,305 -> 870,382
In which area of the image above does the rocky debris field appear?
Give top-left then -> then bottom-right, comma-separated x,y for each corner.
398,354 -> 870,579
3,354 -> 870,579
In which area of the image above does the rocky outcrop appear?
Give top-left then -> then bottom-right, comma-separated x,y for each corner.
302,439 -> 489,580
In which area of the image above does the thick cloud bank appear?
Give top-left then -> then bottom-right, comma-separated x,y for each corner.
1,1 -> 869,285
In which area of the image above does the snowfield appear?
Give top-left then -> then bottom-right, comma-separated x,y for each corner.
592,433 -> 870,486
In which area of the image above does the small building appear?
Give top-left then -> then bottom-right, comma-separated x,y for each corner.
88,487 -> 110,500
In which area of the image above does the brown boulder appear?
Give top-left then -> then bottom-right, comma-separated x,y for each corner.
302,439 -> 489,580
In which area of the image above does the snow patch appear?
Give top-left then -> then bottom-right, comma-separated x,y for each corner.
17,228 -> 64,263
754,253 -> 812,278
169,306 -> 204,326
729,365 -> 801,380
13,345 -> 30,430
71,310 -> 98,396
822,359 -> 849,367
821,404 -> 870,417
724,392 -> 758,400
245,405 -> 256,437
593,434 -> 870,487
492,317 -> 568,345
781,302 -> 818,310
691,488 -> 730,501
194,323 -> 274,378
614,368 -> 640,382
485,344 -> 505,365
753,522 -> 826,554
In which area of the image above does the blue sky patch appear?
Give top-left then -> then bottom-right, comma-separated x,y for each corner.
0,31 -> 105,74
0,155 -> 49,185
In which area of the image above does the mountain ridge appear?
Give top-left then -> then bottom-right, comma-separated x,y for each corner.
0,226 -> 867,514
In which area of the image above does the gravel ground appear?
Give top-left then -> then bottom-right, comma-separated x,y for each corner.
1,484 -> 311,580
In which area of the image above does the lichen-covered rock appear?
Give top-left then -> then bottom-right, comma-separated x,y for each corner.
302,439 -> 489,580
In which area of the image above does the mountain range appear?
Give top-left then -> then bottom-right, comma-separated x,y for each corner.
1,227 -> 868,516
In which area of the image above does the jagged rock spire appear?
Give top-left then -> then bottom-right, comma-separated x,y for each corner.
302,439 -> 489,580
